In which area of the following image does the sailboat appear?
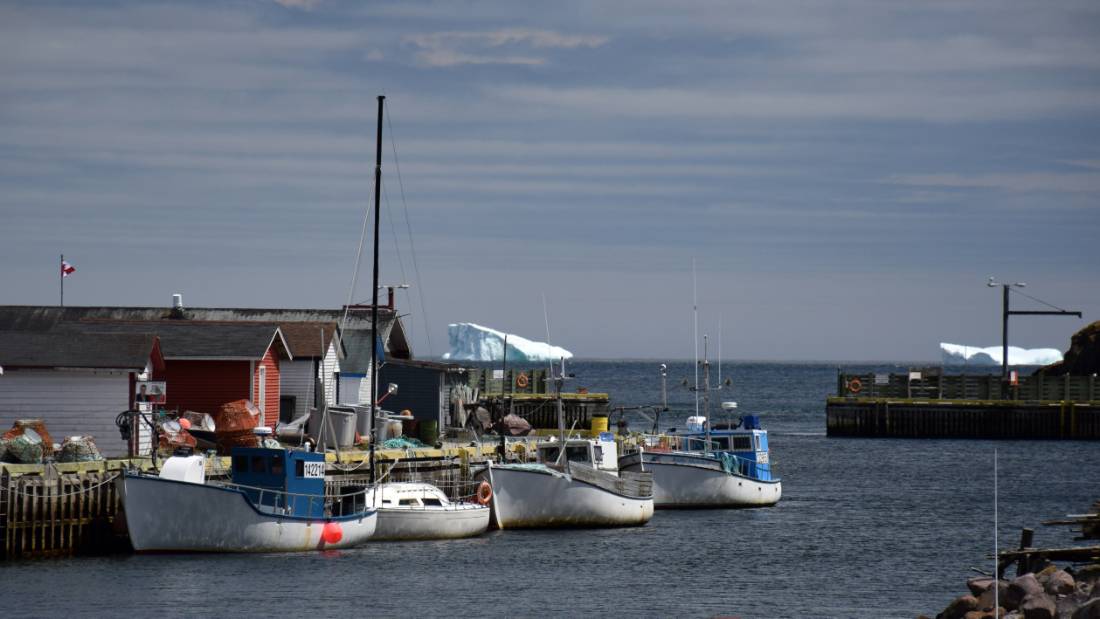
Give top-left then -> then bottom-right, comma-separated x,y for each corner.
358,96 -> 489,541
618,266 -> 782,508
476,359 -> 654,529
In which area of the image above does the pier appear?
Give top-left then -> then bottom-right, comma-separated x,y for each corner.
1,444 -> 497,560
826,371 -> 1100,439
466,368 -> 610,429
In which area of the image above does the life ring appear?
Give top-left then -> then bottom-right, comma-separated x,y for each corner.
847,377 -> 863,394
476,481 -> 493,505
515,373 -> 529,389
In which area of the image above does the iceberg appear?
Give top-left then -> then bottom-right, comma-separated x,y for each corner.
442,323 -> 573,362
940,343 -> 1063,366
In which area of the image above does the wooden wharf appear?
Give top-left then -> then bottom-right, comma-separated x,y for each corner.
826,371 -> 1100,439
466,367 -> 610,430
1,443 -> 498,560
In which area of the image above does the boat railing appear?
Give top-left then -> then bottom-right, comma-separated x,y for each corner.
212,480 -> 373,518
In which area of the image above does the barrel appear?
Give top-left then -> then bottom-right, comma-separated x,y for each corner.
419,419 -> 439,445
590,414 -> 609,435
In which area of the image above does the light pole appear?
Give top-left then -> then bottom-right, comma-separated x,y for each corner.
987,277 -> 1081,393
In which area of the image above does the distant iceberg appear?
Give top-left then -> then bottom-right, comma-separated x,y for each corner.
442,323 -> 573,362
940,342 -> 1063,366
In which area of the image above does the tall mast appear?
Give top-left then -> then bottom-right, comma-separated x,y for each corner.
703,335 -> 711,454
368,95 -> 385,485
692,259 -> 699,418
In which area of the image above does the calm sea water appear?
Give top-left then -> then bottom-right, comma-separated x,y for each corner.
3,361 -> 1096,618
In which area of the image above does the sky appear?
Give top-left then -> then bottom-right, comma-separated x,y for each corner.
1,0 -> 1098,361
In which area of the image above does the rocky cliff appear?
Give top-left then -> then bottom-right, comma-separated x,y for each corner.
1035,320 -> 1100,376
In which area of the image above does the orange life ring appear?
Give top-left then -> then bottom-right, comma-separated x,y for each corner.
847,377 -> 863,394
515,373 -> 529,389
476,481 -> 493,505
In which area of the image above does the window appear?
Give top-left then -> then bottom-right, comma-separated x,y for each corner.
539,446 -> 560,463
422,498 -> 443,507
295,460 -> 304,477
233,456 -> 248,473
258,366 -> 267,413
398,498 -> 419,506
270,454 -> 284,476
711,437 -> 729,450
731,436 -> 752,451
251,455 -> 267,474
565,445 -> 590,464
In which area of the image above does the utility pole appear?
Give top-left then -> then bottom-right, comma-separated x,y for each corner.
988,278 -> 1081,394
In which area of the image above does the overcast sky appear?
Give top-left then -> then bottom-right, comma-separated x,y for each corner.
2,0 -> 1098,361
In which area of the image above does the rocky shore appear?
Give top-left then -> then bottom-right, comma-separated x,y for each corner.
928,563 -> 1100,619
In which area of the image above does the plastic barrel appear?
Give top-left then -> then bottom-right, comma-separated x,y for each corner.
419,420 -> 439,445
590,415 -> 609,435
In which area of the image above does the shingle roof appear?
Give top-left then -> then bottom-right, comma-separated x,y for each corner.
0,332 -> 160,369
64,321 -> 290,360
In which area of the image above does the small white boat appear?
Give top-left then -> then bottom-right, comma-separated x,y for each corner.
118,447 -> 377,552
619,415 -> 782,508
477,434 -> 654,529
370,482 -> 490,541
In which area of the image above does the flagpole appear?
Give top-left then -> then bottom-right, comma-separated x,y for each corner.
60,254 -> 64,307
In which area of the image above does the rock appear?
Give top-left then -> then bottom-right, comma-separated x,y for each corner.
978,581 -> 1011,611
1019,593 -> 1056,619
1073,598 -> 1100,619
964,610 -> 1005,619
1045,570 -> 1075,595
1036,320 -> 1100,376
1076,565 -> 1100,587
970,577 -> 996,596
1007,574 -> 1044,610
1034,565 -> 1060,586
940,595 -> 979,619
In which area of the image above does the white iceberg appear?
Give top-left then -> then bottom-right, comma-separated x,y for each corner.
940,342 -> 1063,366
442,323 -> 573,362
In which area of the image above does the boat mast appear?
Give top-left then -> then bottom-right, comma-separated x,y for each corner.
703,335 -> 711,454
368,94 -> 385,485
692,259 -> 699,419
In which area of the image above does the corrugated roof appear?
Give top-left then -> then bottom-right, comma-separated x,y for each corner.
0,332 -> 159,369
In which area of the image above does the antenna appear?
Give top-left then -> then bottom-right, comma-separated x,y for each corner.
994,448 -> 999,610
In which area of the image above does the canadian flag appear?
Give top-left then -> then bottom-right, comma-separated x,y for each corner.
61,260 -> 76,277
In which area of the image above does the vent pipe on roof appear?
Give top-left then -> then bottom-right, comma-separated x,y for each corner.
170,293 -> 185,319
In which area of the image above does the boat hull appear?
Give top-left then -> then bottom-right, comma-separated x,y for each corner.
476,464 -> 653,529
372,505 -> 490,541
117,474 -> 377,552
619,452 -> 782,508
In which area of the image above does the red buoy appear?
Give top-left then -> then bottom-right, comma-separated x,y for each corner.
322,521 -> 343,544
178,418 -> 192,430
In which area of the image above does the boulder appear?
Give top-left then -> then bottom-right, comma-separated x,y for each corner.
1034,565 -> 1060,586
1036,320 -> 1100,376
1019,593 -> 1055,619
970,577 -> 996,596
1045,569 -> 1075,595
979,581 -> 1011,610
1073,598 -> 1100,619
1075,565 -> 1100,587
939,594 -> 979,619
1007,574 -> 1044,610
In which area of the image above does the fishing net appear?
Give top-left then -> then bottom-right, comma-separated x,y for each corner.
381,436 -> 427,449
57,435 -> 104,462
3,419 -> 54,457
5,428 -> 45,463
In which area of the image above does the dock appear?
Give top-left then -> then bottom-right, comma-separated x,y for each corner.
1,443 -> 498,560
825,371 -> 1100,439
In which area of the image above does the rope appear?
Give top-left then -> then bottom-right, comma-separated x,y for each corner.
3,472 -> 121,498
1009,287 -> 1071,313
385,105 -> 434,357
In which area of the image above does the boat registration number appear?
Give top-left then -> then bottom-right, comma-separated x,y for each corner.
302,462 -> 325,478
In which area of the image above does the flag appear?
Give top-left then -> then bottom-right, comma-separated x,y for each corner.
61,260 -> 76,277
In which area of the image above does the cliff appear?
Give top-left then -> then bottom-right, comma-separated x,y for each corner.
1035,320 -> 1100,376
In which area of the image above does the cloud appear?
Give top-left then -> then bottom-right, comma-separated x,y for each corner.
889,172 -> 1100,195
274,0 -> 322,10
404,27 -> 608,67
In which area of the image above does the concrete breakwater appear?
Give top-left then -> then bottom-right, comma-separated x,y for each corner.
1,444 -> 497,560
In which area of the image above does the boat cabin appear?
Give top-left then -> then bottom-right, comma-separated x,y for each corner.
536,433 -> 619,472
374,482 -> 452,509
231,447 -> 326,518
679,416 -> 774,481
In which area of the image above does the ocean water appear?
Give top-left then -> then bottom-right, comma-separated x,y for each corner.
3,361 -> 1096,618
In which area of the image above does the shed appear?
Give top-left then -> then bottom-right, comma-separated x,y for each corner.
0,331 -> 164,456
377,359 -> 469,435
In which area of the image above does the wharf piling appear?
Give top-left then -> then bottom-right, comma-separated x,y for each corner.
826,371 -> 1100,439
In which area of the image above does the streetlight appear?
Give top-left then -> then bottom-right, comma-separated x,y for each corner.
987,277 -> 1081,393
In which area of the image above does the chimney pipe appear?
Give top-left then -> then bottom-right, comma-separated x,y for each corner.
170,293 -> 185,319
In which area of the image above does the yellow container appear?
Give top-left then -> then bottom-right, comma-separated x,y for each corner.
590,415 -> 609,435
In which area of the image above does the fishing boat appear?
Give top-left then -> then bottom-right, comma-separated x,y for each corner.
617,264 -> 781,508
117,446 -> 377,552
369,481 -> 491,541
618,411 -> 782,508
480,433 -> 654,529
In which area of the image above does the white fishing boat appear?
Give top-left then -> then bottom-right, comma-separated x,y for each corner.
478,432 -> 654,529
619,414 -> 782,508
117,446 -> 377,552
370,481 -> 491,541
